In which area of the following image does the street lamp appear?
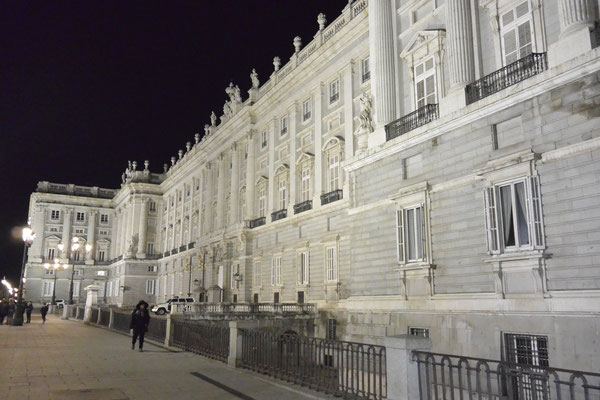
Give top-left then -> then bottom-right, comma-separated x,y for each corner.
44,259 -> 67,306
12,227 -> 35,326
58,237 -> 92,305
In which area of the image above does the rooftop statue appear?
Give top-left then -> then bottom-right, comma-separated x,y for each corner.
250,69 -> 259,89
210,112 -> 217,127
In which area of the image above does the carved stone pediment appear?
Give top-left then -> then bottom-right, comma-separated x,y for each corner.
400,30 -> 446,62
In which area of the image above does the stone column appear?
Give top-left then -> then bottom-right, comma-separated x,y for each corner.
205,163 -> 214,231
245,133 -> 256,220
288,105 -> 298,214
86,210 -> 96,263
197,171 -> 205,237
267,121 -> 276,219
446,0 -> 475,90
343,62 -> 355,158
383,335 -> 432,400
549,0 -> 596,66
216,153 -> 227,229
112,211 -> 120,258
368,0 -> 397,128
62,209 -> 72,259
31,205 -> 45,261
120,207 -> 128,254
83,284 -> 100,323
559,0 -> 595,37
137,199 -> 148,258
230,144 -> 240,226
313,85 -> 323,207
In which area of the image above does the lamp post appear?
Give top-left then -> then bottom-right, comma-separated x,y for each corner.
44,260 -> 68,306
58,238 -> 92,305
12,227 -> 35,326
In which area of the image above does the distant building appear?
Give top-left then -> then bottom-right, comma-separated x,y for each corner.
24,0 -> 600,372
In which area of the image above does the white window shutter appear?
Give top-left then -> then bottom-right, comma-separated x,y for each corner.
396,210 -> 405,263
271,259 -> 275,286
484,187 -> 500,253
529,176 -> 545,249
420,204 -> 427,262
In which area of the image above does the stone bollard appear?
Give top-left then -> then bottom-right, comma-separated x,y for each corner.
227,321 -> 244,368
108,309 -> 114,329
164,314 -> 172,347
382,335 -> 431,400
83,285 -> 100,323
62,304 -> 71,320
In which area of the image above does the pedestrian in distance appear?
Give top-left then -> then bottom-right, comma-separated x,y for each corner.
40,303 -> 49,324
6,299 -> 15,325
0,298 -> 8,325
130,300 -> 150,352
26,301 -> 34,323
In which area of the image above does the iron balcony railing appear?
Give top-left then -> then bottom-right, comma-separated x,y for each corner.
171,302 -> 317,315
271,209 -> 287,222
294,200 -> 313,214
145,254 -> 161,260
171,248 -> 179,255
241,331 -> 386,400
179,245 -> 186,252
188,242 -> 195,249
321,189 -> 343,206
385,103 -> 439,141
412,351 -> 600,400
170,320 -> 230,362
466,52 -> 548,105
248,217 -> 266,229
163,250 -> 171,258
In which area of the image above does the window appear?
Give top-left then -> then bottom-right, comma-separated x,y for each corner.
42,281 -> 54,297
45,269 -> 54,276
170,196 -> 174,207
99,230 -> 108,235
107,281 -> 113,297
114,278 -> 120,296
73,251 -> 81,262
100,214 -> 109,224
231,264 -> 240,289
253,261 -> 261,287
50,227 -> 58,232
414,57 -> 437,108
302,99 -> 311,122
329,79 -> 340,104
51,210 -> 60,220
178,190 -> 182,202
97,270 -> 107,276
327,319 -> 337,340
328,155 -> 340,192
326,246 -> 337,282
500,1 -> 533,65
278,180 -> 287,210
301,168 -> 311,202
297,291 -> 305,304
273,292 -> 280,303
409,327 -> 430,338
147,265 -> 157,272
47,248 -> 56,260
298,251 -> 309,285
147,243 -> 154,255
504,333 -> 549,397
149,202 -> 157,212
146,279 -> 156,295
261,131 -> 268,149
73,281 -> 80,298
271,257 -> 281,286
186,185 -> 190,197
97,250 -> 105,262
484,176 -> 544,253
258,189 -> 266,218
253,293 -> 259,303
76,212 -> 85,222
74,269 -> 83,276
362,57 -> 370,83
396,205 -> 426,264
280,116 -> 288,136
75,228 -> 84,234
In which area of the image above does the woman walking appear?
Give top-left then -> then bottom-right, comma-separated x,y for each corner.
26,301 -> 34,323
40,303 -> 49,323
130,300 -> 150,352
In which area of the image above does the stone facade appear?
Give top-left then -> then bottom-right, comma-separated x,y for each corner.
24,0 -> 600,371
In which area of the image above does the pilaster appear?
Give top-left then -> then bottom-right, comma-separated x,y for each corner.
245,132 -> 256,221
267,120 -> 276,220
313,84 -> 324,208
288,105 -> 298,214
61,209 -> 73,259
86,210 -> 97,263
230,143 -> 240,226
549,0 -> 596,67
342,62 -> 355,159
216,153 -> 227,229
137,199 -> 148,259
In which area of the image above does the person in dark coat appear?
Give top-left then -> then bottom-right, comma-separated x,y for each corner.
130,300 -> 150,352
7,299 -> 15,324
40,303 -> 49,324
25,301 -> 34,323
0,299 -> 8,325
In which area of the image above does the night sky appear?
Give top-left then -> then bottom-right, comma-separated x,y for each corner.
0,0 -> 349,284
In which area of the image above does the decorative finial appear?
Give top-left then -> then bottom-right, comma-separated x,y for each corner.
186,142 -> 191,152
293,36 -> 302,53
273,56 -> 281,72
194,133 -> 200,144
144,160 -> 149,171
132,161 -> 137,171
250,68 -> 259,89
317,13 -> 327,30
163,163 -> 168,173
178,150 -> 183,160
171,156 -> 176,166
204,124 -> 210,136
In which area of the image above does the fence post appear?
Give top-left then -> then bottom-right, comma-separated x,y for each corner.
382,335 -> 431,400
108,309 -> 114,329
227,321 -> 243,368
164,314 -> 172,347
75,306 -> 80,320
62,305 -> 70,320
97,308 -> 102,324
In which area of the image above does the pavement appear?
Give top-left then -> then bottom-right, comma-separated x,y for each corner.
0,314 -> 333,400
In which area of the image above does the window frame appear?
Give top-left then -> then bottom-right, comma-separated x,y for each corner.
51,210 -> 60,220
298,251 -> 309,285
261,131 -> 268,150
146,279 -> 156,295
280,116 -> 288,136
302,99 -> 312,122
329,79 -> 340,104
76,212 -> 85,222
414,56 -> 437,109
271,256 -> 282,286
253,260 -> 262,288
361,57 -> 370,83
396,204 -> 427,265
499,1 -> 535,66
100,214 -> 109,224
325,245 -> 338,283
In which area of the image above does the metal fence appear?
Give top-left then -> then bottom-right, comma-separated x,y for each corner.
91,308 -> 99,324
76,307 -> 84,320
112,311 -> 131,333
146,316 -> 167,342
170,320 -> 229,362
413,351 -> 600,400
71,306 -> 77,318
98,309 -> 110,327
241,331 -> 386,400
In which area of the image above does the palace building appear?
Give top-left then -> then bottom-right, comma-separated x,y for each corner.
24,0 -> 600,371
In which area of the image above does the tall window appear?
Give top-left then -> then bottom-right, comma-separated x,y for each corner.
146,280 -> 156,295
278,180 -> 287,210
42,281 -> 54,297
230,264 -> 240,289
149,201 -> 157,212
253,261 -> 261,287
504,333 -> 549,397
302,99 -> 311,122
362,57 -> 370,83
258,189 -> 266,218
261,131 -> 268,149
107,281 -> 113,297
147,243 -> 154,255
414,57 -> 436,108
280,116 -> 288,136
301,169 -> 311,202
73,281 -> 81,298
47,248 -> 55,260
328,155 -> 340,192
329,79 -> 340,104
114,278 -> 120,296
484,176 -> 544,253
98,250 -> 105,262
76,212 -> 85,222
396,205 -> 426,263
500,1 -> 533,65
326,246 -> 337,282
298,251 -> 309,285
51,210 -> 60,220
100,214 -> 109,224
271,257 -> 281,286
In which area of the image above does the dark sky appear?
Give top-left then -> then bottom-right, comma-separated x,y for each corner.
0,0 -> 349,284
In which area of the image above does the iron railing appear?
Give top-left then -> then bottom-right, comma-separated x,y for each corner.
91,308 -> 99,324
241,331 -> 386,400
163,250 -> 171,258
179,245 -> 186,252
248,217 -> 266,229
71,306 -> 77,318
112,311 -> 131,333
385,103 -> 439,141
171,302 -> 317,315
466,52 -> 547,105
294,200 -> 313,214
412,351 -> 600,400
145,316 -> 167,342
172,248 -> 179,255
321,189 -> 343,206
99,309 -> 110,327
271,209 -> 287,222
188,242 -> 195,249
170,320 -> 229,362
145,254 -> 161,260
76,307 -> 84,320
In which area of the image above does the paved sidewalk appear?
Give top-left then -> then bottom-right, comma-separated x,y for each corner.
0,314 -> 332,400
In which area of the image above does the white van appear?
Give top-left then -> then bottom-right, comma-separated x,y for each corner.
151,297 -> 195,315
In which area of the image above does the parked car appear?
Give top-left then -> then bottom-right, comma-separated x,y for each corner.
55,299 -> 66,308
151,297 -> 195,315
